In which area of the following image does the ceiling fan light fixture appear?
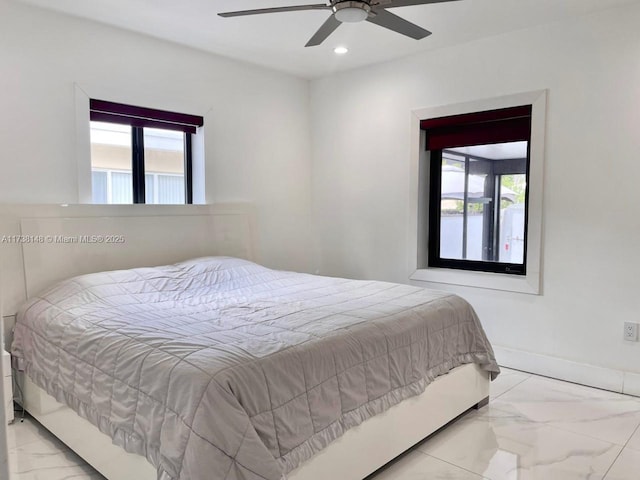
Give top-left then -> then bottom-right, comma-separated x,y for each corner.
333,1 -> 370,23
219,0 -> 451,47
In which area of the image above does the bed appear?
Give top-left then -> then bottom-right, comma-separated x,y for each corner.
2,205 -> 499,480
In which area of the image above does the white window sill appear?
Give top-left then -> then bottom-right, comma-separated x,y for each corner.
410,267 -> 540,295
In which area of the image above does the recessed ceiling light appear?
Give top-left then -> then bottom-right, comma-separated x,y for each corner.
334,46 -> 349,55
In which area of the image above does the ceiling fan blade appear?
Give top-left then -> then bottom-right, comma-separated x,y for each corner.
371,0 -> 459,8
305,15 -> 341,47
366,9 -> 431,39
219,4 -> 330,18
377,0 -> 460,8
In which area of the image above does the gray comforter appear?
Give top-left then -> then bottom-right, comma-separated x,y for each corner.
12,257 -> 499,480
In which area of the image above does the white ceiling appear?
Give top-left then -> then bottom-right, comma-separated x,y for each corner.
18,0 -> 638,78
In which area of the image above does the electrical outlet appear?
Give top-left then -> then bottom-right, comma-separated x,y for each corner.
624,322 -> 639,342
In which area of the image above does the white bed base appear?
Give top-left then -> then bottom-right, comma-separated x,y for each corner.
1,204 -> 490,480
17,364 -> 489,480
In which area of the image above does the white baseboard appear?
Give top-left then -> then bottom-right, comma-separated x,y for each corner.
493,346 -> 639,397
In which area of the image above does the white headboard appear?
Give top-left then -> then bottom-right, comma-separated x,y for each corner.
0,203 -> 256,348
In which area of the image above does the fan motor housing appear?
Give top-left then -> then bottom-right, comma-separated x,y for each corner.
332,1 -> 372,23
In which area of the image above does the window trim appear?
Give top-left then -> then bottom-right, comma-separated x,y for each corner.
407,90 -> 547,295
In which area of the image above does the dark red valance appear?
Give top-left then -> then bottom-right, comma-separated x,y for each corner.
90,99 -> 204,134
421,105 -> 532,150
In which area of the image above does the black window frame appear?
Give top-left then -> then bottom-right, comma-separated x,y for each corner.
89,99 -> 203,205
422,105 -> 532,276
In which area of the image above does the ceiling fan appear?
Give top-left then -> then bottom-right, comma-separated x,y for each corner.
218,0 -> 461,47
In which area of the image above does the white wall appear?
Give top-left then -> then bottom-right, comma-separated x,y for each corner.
3,0 -> 640,389
310,4 -> 640,382
0,0 -> 314,273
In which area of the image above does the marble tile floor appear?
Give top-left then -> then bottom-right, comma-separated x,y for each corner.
6,368 -> 640,479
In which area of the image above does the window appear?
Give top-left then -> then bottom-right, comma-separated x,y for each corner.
89,100 -> 203,204
422,105 -> 532,275
410,91 -> 546,294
